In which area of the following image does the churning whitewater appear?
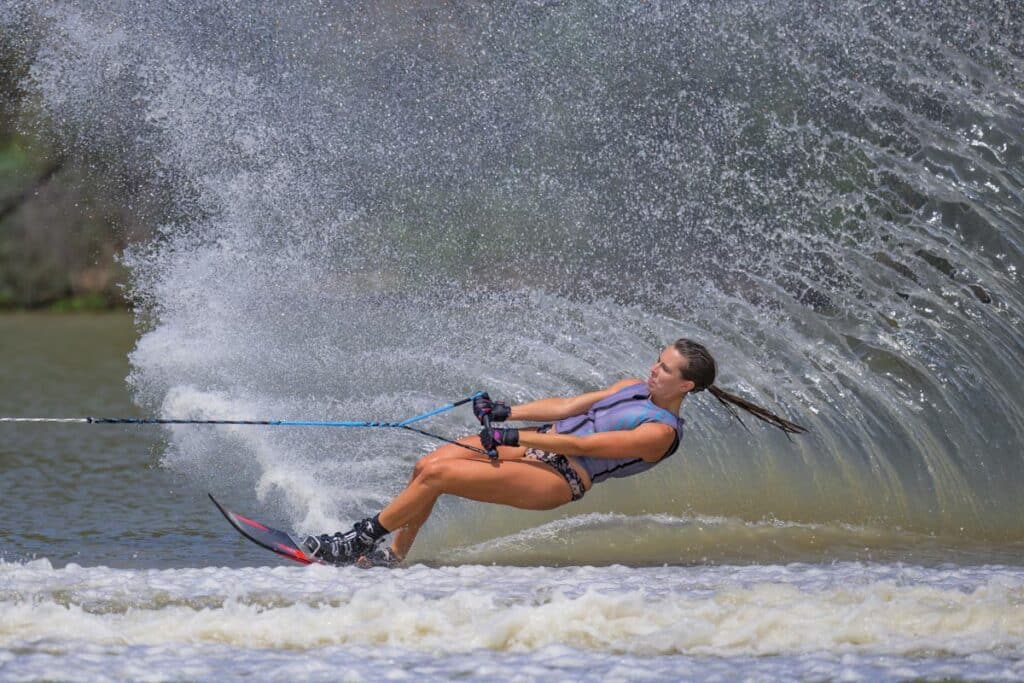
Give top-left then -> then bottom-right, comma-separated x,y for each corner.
2,560 -> 1024,681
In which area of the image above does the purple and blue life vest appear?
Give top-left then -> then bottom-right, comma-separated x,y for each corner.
554,382 -> 683,485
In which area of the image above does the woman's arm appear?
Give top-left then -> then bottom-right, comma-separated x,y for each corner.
518,422 -> 675,463
507,378 -> 643,422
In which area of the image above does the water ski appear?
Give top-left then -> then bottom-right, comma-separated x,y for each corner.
209,494 -> 319,565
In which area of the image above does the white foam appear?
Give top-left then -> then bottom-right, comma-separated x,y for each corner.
2,561 -> 1023,658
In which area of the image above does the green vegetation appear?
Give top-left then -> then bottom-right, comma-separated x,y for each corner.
46,293 -> 115,312
0,49 -> 147,311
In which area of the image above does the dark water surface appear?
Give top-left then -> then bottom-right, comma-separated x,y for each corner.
0,314 -> 274,568
2,314 -> 1022,571
1,316 -> 1022,683
4,315 -> 1019,573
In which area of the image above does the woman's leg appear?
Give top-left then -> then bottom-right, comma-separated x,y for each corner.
387,492 -> 437,559
380,443 -> 572,559
387,436 -> 523,558
386,441 -> 468,558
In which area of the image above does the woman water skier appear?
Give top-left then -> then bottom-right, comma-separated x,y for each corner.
303,338 -> 807,566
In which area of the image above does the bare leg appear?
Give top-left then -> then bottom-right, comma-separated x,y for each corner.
388,435 -> 521,558
380,438 -> 572,560
387,444 -> 461,558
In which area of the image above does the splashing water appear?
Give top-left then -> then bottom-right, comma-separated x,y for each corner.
3,0 -> 1023,544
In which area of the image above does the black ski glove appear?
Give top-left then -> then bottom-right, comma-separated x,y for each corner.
480,426 -> 520,450
473,393 -> 511,424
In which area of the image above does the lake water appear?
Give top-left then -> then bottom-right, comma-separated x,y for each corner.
3,0 -> 1024,679
1,315 -> 1022,681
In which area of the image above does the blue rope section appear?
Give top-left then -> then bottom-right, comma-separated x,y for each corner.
82,392 -> 484,428
76,391 -> 492,455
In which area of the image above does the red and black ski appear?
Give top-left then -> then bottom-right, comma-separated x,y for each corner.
209,494 -> 320,565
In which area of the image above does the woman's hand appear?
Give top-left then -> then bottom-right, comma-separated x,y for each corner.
480,426 -> 520,450
473,393 -> 511,424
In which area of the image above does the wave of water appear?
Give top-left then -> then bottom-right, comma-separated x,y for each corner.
433,512 -> 1024,566
2,0 -> 1022,547
2,560 -> 1023,680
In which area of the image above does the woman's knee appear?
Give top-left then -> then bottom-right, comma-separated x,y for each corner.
412,438 -> 480,478
416,458 -> 459,492
412,445 -> 452,477
411,454 -> 432,479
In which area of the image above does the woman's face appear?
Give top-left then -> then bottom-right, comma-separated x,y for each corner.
647,346 -> 695,398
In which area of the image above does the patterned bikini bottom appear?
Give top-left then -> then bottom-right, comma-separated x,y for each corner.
522,448 -> 586,502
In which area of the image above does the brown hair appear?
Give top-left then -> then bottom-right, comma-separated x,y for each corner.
673,338 -> 808,435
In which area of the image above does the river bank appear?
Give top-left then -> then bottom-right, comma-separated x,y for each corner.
0,48 -> 149,311
0,132 -> 142,311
